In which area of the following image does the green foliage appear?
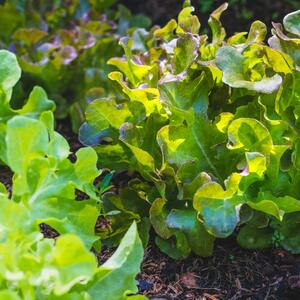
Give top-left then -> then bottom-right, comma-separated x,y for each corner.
80,2 -> 300,258
0,0 -> 150,131
0,51 -> 145,299
0,198 -> 145,299
0,49 -> 55,163
2,0 -> 300,297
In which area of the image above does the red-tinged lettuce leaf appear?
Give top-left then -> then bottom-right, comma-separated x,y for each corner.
158,71 -> 212,113
109,71 -> 162,116
0,1 -> 151,130
13,28 -> 48,46
108,37 -> 152,88
270,22 -> 300,68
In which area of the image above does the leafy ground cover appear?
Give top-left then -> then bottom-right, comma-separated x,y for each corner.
1,0 -> 300,299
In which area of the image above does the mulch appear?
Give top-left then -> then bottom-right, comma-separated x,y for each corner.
137,238 -> 300,300
94,233 -> 300,299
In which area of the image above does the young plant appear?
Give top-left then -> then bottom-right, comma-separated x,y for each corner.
0,198 -> 145,300
80,2 -> 300,258
0,49 -> 145,299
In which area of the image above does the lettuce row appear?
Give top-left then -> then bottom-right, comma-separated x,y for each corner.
0,50 -> 145,299
80,2 -> 300,258
0,0 -> 151,131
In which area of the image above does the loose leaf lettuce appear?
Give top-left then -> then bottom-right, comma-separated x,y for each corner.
0,198 -> 145,299
5,114 -> 101,248
0,1 -> 150,130
0,60 -> 145,296
80,2 -> 300,257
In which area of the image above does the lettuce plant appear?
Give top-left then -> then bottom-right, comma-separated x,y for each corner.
80,2 -> 300,258
0,0 -> 150,130
0,49 -> 55,163
0,49 -> 145,299
0,115 -> 146,299
0,197 -> 145,300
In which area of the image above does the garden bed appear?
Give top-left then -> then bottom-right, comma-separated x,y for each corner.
57,122 -> 300,300
1,1 -> 300,299
47,127 -> 300,300
1,122 -> 299,300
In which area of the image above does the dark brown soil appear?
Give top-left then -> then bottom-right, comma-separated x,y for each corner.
40,223 -> 60,239
137,240 -> 300,300
0,166 -> 12,196
94,232 -> 300,300
56,118 -> 83,153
